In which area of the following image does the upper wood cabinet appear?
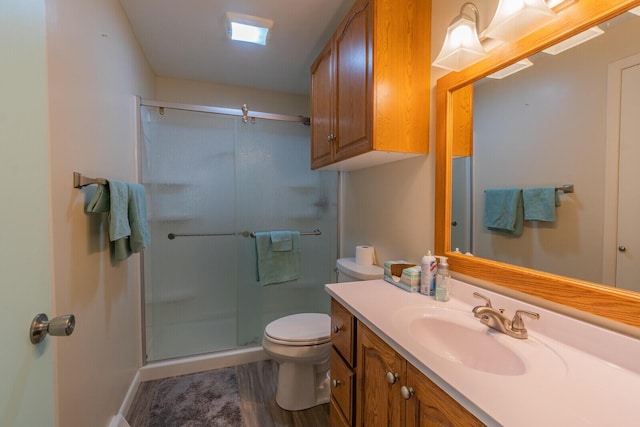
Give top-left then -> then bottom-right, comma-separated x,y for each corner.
310,0 -> 431,171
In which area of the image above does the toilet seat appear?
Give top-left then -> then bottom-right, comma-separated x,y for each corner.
264,313 -> 330,346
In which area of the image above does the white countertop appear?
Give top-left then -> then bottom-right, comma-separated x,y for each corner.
325,278 -> 640,426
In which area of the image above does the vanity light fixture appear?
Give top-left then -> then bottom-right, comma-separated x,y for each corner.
484,0 -> 557,43
629,6 -> 640,16
542,26 -> 604,55
226,12 -> 273,46
433,2 -> 487,72
487,58 -> 533,79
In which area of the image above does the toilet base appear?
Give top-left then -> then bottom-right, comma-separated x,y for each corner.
274,360 -> 330,411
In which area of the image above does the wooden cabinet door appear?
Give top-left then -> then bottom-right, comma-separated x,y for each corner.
405,363 -> 484,427
356,323 -> 405,427
310,40 -> 334,169
334,0 -> 372,162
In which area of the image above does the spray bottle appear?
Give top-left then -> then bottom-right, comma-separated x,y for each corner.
435,256 -> 450,302
420,251 -> 437,296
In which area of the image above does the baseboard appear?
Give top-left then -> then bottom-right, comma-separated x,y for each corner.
109,413 -> 131,427
139,346 -> 269,382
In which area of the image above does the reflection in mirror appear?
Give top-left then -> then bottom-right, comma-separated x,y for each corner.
451,11 -> 640,293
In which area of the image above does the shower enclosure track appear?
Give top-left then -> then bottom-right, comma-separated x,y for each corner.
140,99 -> 310,124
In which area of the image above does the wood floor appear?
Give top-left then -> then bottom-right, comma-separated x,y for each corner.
126,359 -> 330,427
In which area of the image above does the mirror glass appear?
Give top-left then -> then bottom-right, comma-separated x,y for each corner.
451,9 -> 640,293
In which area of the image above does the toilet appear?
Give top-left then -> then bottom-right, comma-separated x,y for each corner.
262,257 -> 384,411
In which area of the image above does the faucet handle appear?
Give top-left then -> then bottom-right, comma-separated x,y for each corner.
512,310 -> 540,332
472,292 -> 493,308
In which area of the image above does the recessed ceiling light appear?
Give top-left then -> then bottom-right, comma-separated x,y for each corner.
226,12 -> 273,46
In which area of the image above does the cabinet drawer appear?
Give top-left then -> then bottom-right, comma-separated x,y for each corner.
330,347 -> 355,424
331,298 -> 355,365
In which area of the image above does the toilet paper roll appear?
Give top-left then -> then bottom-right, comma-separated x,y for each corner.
355,245 -> 375,266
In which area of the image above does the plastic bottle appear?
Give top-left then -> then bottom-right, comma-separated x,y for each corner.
435,256 -> 450,302
420,251 -> 437,296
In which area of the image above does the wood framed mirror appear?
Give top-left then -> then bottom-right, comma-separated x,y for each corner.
435,0 -> 640,329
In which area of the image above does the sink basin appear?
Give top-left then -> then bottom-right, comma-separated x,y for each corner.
393,305 -> 567,377
409,316 -> 526,375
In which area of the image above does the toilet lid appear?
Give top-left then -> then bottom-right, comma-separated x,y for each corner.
265,313 -> 330,345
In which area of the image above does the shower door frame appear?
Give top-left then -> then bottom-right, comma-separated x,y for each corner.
135,97 -> 331,365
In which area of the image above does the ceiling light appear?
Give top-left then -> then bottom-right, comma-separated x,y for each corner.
542,26 -> 604,55
484,0 -> 557,43
226,12 -> 273,46
433,2 -> 487,72
629,6 -> 640,16
487,59 -> 533,79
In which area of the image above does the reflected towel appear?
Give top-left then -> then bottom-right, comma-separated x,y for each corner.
483,188 -> 524,236
523,187 -> 559,222
255,231 -> 301,285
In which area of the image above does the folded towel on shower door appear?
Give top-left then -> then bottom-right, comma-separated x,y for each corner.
523,187 -> 559,222
255,231 -> 301,285
483,188 -> 524,236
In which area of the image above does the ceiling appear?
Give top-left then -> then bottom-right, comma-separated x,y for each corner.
119,0 -> 355,96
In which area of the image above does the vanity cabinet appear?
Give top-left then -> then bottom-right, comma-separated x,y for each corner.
356,323 -> 484,427
329,297 -> 483,426
330,298 -> 357,426
310,0 -> 431,171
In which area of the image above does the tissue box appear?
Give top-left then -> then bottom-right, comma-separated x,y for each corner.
383,260 -> 421,292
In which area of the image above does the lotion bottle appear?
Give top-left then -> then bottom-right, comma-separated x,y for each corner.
435,256 -> 450,302
420,251 -> 437,296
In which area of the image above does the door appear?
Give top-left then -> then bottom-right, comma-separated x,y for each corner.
616,62 -> 640,292
0,0 -> 56,426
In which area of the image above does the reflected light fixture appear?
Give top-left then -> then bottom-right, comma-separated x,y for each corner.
487,58 -> 533,79
542,26 -> 604,55
226,12 -> 273,46
433,2 -> 487,72
484,0 -> 557,43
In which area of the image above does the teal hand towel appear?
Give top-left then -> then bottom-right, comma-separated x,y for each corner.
483,188 -> 524,236
86,184 -> 110,213
255,231 -> 301,285
108,180 -> 151,261
270,231 -> 293,252
523,187 -> 559,222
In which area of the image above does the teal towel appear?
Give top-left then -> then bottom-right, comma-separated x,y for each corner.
86,184 -> 110,213
270,231 -> 293,252
86,180 -> 150,260
255,231 -> 301,285
483,188 -> 523,236
523,187 -> 559,222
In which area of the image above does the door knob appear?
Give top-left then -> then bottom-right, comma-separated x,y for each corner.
30,313 -> 76,344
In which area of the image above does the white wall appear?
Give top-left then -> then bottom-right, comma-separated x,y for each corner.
471,15 -> 640,283
155,77 -> 310,116
46,1 -> 154,426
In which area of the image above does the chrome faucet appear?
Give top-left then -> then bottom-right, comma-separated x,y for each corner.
472,292 -> 539,339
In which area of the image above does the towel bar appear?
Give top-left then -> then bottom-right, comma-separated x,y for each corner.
73,172 -> 107,188
167,229 -> 322,240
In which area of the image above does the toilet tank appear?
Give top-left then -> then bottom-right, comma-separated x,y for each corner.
336,258 -> 384,282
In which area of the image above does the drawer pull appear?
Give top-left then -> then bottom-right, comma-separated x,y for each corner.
385,371 -> 399,385
332,324 -> 341,334
400,385 -> 414,400
332,379 -> 341,388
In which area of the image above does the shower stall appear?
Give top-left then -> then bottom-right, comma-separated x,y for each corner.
139,100 -> 338,362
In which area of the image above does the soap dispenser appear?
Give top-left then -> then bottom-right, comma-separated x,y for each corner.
435,256 -> 450,302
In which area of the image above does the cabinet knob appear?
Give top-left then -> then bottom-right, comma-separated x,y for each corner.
332,379 -> 341,388
400,385 -> 415,400
385,371 -> 399,385
327,133 -> 336,142
619,246 -> 627,252
332,324 -> 341,334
